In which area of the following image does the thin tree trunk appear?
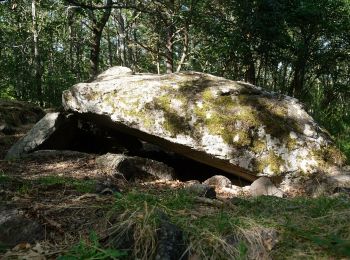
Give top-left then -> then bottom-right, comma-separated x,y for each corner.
176,24 -> 189,72
165,28 -> 174,73
89,0 -> 112,81
165,0 -> 174,73
31,0 -> 43,106
289,58 -> 306,98
107,24 -> 113,66
116,10 -> 126,66
107,23 -> 113,67
289,35 -> 310,98
245,61 -> 256,85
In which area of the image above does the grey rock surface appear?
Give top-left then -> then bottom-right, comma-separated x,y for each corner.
0,99 -> 45,128
62,66 -> 348,192
5,113 -> 62,159
155,211 -> 187,260
203,175 -> 232,189
96,153 -> 175,181
184,183 -> 216,199
250,177 -> 284,197
0,206 -> 44,247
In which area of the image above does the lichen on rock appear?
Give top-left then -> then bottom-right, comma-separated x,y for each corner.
59,67 -> 348,191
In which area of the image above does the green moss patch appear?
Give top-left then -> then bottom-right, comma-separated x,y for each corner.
254,150 -> 285,174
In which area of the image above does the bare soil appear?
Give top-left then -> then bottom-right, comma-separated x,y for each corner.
0,124 -> 205,258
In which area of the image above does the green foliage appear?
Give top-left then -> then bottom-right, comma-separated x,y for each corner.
58,231 -> 127,260
0,171 -> 11,183
114,188 -> 194,212
0,0 -> 349,159
0,173 -> 96,194
0,86 -> 16,100
36,176 -> 96,193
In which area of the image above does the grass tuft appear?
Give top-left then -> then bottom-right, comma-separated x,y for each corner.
58,231 -> 127,260
106,189 -> 350,259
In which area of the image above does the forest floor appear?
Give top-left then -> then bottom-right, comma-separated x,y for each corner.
1,125 -> 350,259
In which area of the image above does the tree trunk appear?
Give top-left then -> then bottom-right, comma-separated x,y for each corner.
288,35 -> 310,98
245,61 -> 256,85
116,10 -> 127,67
31,0 -> 43,106
88,0 -> 113,81
289,58 -> 306,98
90,28 -> 102,79
176,24 -> 189,72
107,24 -> 113,66
165,0 -> 175,73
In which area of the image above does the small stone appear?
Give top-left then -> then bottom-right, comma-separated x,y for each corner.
219,185 -> 244,196
333,187 -> 350,195
0,207 -> 44,247
184,180 -> 200,186
100,188 -> 114,195
250,177 -> 284,197
96,153 -> 175,182
95,180 -> 119,194
203,175 -> 232,189
184,183 -> 216,199
155,211 -> 187,260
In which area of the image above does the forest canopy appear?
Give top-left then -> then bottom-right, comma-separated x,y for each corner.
0,0 -> 349,158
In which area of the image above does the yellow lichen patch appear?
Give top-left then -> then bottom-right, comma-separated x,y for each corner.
255,150 -> 285,174
102,93 -> 116,109
286,138 -> 298,150
251,139 -> 267,153
202,88 -> 215,101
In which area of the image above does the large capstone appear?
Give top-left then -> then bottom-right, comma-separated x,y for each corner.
7,66 -> 349,193
62,66 -> 346,183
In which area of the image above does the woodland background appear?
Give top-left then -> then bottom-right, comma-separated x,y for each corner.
0,0 -> 349,159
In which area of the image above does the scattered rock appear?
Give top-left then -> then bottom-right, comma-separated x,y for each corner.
332,187 -> 350,196
155,211 -> 187,260
5,113 -> 71,159
250,177 -> 284,197
218,185 -> 244,197
0,99 -> 45,128
95,180 -> 120,194
184,183 -> 216,199
96,153 -> 175,181
0,206 -> 44,247
184,180 -> 200,186
2,242 -> 46,260
203,175 -> 232,189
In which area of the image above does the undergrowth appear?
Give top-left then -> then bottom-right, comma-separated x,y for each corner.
0,173 -> 96,194
106,189 -> 350,259
58,231 -> 127,260
3,171 -> 349,259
